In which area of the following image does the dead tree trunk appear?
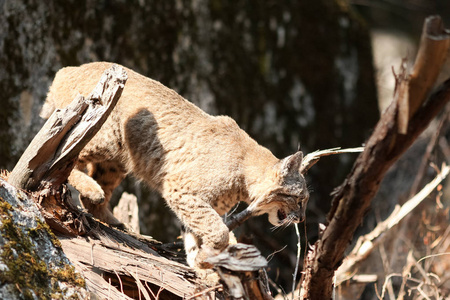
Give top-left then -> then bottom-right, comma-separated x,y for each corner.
299,15 -> 450,300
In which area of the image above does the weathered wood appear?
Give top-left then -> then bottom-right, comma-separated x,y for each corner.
300,147 -> 364,174
34,181 -> 217,299
59,235 -> 207,299
299,16 -> 450,300
113,192 -> 140,233
397,16 -> 450,133
8,64 -> 127,190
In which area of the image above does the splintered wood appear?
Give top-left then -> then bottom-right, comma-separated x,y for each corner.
8,64 -> 127,190
58,231 -> 205,299
205,244 -> 273,300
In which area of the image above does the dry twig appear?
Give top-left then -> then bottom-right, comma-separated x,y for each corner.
335,164 -> 450,285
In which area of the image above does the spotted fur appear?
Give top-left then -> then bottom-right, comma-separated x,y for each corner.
42,62 -> 309,269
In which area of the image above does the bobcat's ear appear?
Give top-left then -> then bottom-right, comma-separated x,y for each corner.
280,151 -> 303,176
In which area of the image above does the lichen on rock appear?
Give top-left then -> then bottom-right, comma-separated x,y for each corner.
0,178 -> 87,299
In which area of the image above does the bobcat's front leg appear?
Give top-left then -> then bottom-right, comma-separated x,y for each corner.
166,194 -> 229,269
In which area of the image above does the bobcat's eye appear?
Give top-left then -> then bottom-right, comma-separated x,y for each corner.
278,193 -> 296,202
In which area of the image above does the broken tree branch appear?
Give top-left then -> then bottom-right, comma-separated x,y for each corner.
59,230 -> 207,299
8,64 -> 127,190
299,15 -> 450,300
300,147 -> 364,174
396,15 -> 450,133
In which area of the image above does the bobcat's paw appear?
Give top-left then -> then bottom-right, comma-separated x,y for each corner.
195,268 -> 220,285
68,169 -> 106,204
82,188 -> 105,204
184,233 -> 217,269
195,246 -> 220,269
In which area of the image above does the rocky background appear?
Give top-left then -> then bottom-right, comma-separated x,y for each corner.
3,0 -> 447,296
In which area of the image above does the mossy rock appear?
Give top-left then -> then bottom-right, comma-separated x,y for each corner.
0,179 -> 87,299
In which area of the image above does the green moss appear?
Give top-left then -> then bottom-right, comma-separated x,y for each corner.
30,219 -> 62,249
0,197 -> 85,298
0,196 -> 13,213
0,203 -> 51,298
50,265 -> 86,300
52,265 -> 86,287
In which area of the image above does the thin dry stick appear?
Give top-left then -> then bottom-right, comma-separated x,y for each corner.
417,252 -> 450,264
266,245 -> 287,262
397,251 -> 416,300
113,269 -> 124,295
379,241 -> 396,300
292,223 -> 301,300
185,285 -> 222,300
335,164 -> 450,285
124,267 -> 152,300
145,280 -> 157,299
155,283 -> 165,299
409,107 -> 450,198
108,277 -> 111,300
386,164 -> 449,228
300,147 -> 364,174
380,273 -> 403,299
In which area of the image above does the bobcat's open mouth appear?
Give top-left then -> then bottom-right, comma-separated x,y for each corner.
277,209 -> 287,223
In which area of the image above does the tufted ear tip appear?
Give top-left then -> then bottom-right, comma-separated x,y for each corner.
280,151 -> 304,175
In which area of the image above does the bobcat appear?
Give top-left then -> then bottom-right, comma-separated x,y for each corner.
41,62 -> 309,268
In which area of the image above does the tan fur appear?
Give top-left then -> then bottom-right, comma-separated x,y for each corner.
43,62 -> 309,268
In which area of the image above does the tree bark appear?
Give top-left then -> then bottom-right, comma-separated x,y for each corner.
299,16 -> 450,300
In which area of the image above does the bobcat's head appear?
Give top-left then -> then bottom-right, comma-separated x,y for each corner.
248,151 -> 310,227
